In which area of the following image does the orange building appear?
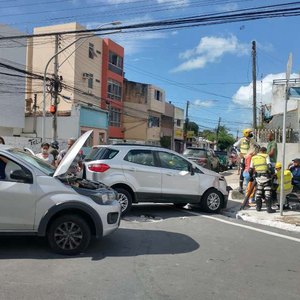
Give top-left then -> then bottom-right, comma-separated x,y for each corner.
101,38 -> 124,140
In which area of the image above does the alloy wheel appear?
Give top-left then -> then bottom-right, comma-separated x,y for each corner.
54,221 -> 83,250
207,192 -> 221,211
118,193 -> 129,212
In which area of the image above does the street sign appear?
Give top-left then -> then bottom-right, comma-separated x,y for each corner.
289,87 -> 300,98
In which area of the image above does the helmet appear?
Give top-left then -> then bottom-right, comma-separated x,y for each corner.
275,162 -> 282,169
243,128 -> 253,138
51,141 -> 59,150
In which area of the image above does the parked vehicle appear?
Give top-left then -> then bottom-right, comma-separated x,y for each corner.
228,149 -> 238,169
214,150 -> 229,171
0,131 -> 121,255
182,147 -> 220,172
84,144 -> 229,215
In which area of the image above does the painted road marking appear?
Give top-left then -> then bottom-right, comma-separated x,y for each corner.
183,209 -> 300,243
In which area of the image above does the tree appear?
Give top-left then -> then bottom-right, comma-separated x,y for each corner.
185,121 -> 199,135
200,126 -> 235,150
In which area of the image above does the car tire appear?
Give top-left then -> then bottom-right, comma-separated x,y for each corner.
115,188 -> 132,215
201,189 -> 223,213
47,214 -> 91,255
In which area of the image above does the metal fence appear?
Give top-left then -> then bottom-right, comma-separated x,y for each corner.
254,128 -> 299,143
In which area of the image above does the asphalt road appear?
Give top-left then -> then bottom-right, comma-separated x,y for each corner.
0,204 -> 299,300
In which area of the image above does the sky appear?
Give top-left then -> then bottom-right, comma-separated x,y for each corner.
1,0 -> 300,136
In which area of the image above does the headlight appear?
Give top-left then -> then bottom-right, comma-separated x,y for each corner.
101,193 -> 109,202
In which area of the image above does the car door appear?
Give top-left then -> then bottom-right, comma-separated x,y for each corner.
156,151 -> 200,203
123,149 -> 162,201
0,155 -> 37,230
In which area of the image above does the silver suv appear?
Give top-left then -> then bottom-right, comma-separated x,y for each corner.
84,144 -> 229,215
0,131 -> 121,255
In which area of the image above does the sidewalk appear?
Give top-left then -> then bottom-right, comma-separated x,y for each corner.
221,169 -> 300,233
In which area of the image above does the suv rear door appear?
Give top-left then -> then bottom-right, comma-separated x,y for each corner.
123,149 -> 162,201
155,151 -> 200,203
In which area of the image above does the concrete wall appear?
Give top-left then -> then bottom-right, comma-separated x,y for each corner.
0,24 -> 26,130
147,85 -> 165,114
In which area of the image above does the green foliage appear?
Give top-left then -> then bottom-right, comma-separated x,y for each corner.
200,126 -> 235,150
185,121 -> 199,134
160,136 -> 171,149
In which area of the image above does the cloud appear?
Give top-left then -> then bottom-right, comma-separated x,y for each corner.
171,35 -> 249,73
193,99 -> 216,108
216,2 -> 238,12
87,16 -> 167,55
232,73 -> 299,107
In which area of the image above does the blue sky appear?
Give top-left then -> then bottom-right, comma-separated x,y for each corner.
1,0 -> 300,135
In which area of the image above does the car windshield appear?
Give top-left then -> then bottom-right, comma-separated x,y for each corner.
85,147 -> 119,161
183,149 -> 206,158
7,149 -> 55,176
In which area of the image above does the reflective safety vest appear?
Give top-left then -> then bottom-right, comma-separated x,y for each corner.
276,170 -> 293,191
240,138 -> 250,155
251,153 -> 268,173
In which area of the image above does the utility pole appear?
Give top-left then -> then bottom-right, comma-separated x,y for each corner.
216,117 -> 221,150
184,100 -> 190,149
52,34 -> 59,142
33,93 -> 37,134
252,40 -> 257,129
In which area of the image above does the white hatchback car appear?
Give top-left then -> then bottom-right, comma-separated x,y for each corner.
84,144 -> 229,214
0,131 -> 121,255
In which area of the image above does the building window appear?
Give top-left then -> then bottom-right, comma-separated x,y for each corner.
148,116 -> 160,128
88,74 -> 93,89
89,43 -> 94,59
107,79 -> 122,100
176,119 -> 181,126
155,90 -> 162,101
109,51 -> 123,76
109,107 -> 121,127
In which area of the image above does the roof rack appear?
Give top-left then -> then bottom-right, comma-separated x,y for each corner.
112,143 -> 164,148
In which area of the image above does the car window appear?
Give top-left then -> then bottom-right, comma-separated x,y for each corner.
0,155 -> 32,183
124,150 -> 155,166
157,151 -> 189,171
85,147 -> 119,161
7,149 -> 55,176
183,149 -> 206,157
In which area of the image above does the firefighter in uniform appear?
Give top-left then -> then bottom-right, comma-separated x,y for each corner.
234,128 -> 256,193
275,162 -> 293,209
249,147 -> 276,213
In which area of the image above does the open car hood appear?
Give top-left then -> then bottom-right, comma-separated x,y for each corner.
53,130 -> 92,177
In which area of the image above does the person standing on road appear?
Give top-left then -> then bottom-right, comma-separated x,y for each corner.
57,138 -> 83,175
234,128 -> 256,193
288,158 -> 300,193
36,143 -> 55,165
249,147 -> 276,213
267,132 -> 277,168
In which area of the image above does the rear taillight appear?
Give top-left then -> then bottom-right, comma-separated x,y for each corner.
88,163 -> 110,173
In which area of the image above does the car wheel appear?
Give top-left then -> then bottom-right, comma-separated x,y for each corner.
47,214 -> 91,255
201,189 -> 223,213
115,188 -> 132,215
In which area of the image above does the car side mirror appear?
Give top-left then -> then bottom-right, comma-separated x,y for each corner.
10,169 -> 33,183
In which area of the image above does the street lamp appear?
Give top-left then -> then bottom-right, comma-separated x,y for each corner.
41,21 -> 122,141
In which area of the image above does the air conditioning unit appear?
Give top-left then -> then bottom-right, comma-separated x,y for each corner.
82,73 -> 89,79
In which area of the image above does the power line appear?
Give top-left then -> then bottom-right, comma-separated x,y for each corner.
1,1 -> 300,41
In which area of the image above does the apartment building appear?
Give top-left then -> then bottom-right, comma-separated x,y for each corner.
123,80 -> 165,144
101,38 -> 124,141
25,22 -> 108,144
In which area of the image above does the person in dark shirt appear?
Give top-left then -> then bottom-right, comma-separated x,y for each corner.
0,137 -> 6,179
288,158 -> 300,192
0,156 -> 7,180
